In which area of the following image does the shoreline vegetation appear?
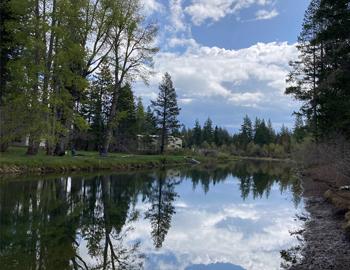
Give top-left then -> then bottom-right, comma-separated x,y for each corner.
0,146 -> 293,175
284,137 -> 350,269
0,147 -> 190,175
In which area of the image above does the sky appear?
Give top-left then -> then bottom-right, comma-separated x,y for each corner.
134,0 -> 310,132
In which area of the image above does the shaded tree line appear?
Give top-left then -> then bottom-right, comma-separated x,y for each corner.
286,0 -> 350,140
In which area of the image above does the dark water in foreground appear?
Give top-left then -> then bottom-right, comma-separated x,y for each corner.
0,161 -> 304,270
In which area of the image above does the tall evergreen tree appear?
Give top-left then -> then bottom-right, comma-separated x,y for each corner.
278,125 -> 292,152
193,120 -> 202,146
239,115 -> 253,147
286,0 -> 350,138
254,119 -> 272,146
84,62 -> 113,150
314,0 -> 350,137
151,73 -> 181,154
286,0 -> 322,139
144,106 -> 158,135
114,83 -> 137,151
202,118 -> 214,144
135,97 -> 146,134
293,114 -> 306,143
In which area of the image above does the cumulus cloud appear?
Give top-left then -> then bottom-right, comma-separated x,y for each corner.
144,40 -> 298,108
255,9 -> 279,20
169,0 -> 188,32
168,37 -> 199,48
185,0 -> 273,25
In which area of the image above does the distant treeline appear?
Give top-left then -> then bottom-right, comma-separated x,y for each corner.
180,115 -> 305,158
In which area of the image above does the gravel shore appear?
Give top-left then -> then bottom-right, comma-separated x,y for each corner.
289,174 -> 350,269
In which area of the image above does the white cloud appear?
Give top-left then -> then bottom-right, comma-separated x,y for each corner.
122,182 -> 304,270
168,37 -> 199,48
140,40 -> 298,108
255,9 -> 279,20
142,0 -> 164,15
169,0 -> 188,32
178,98 -> 194,105
185,0 -> 273,25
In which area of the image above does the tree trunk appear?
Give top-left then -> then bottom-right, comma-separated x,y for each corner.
160,102 -> 167,154
101,82 -> 120,155
54,136 -> 67,156
160,129 -> 165,154
26,136 -> 40,155
0,141 -> 9,152
27,0 -> 41,156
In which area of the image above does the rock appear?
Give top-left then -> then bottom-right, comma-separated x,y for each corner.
324,189 -> 350,210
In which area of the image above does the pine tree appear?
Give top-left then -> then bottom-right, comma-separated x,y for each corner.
314,0 -> 350,137
202,118 -> 214,144
114,83 -> 137,150
214,126 -> 220,146
267,119 -> 276,143
144,106 -> 158,135
254,119 -> 272,146
193,120 -> 202,146
239,115 -> 253,147
278,125 -> 292,152
293,114 -> 306,143
151,73 -> 181,154
135,97 -> 145,134
286,0 -> 350,138
286,0 -> 322,139
87,62 -> 113,150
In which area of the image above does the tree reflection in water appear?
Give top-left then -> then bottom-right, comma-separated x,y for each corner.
0,161 -> 302,269
144,170 -> 179,248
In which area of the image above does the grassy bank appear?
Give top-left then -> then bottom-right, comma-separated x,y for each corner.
0,147 -> 191,174
0,147 -> 241,175
0,147 -> 292,175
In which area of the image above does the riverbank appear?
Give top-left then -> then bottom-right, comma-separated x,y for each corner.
0,147 -> 188,174
289,166 -> 350,269
0,147 -> 239,175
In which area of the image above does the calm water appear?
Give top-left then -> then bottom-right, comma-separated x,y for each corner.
0,161 -> 304,270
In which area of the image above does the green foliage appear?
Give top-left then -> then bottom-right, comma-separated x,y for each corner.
286,0 -> 350,139
0,0 -> 159,155
202,118 -> 214,144
181,115 -> 294,159
151,73 -> 181,153
239,115 -> 253,147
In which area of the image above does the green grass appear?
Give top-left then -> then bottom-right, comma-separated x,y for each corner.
0,147 -> 187,174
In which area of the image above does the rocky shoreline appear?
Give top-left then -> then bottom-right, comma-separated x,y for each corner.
289,172 -> 350,269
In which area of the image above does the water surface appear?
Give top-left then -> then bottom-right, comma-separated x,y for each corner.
0,161 -> 303,270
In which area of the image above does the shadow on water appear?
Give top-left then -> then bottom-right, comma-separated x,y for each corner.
0,160 -> 302,270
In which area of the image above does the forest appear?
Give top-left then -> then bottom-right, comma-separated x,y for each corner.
0,0 -> 349,161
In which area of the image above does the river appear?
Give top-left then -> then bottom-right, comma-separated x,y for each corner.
0,160 -> 305,270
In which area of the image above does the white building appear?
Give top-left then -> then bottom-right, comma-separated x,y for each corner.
137,135 -> 182,152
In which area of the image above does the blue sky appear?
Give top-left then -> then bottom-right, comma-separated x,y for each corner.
135,0 -> 310,132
